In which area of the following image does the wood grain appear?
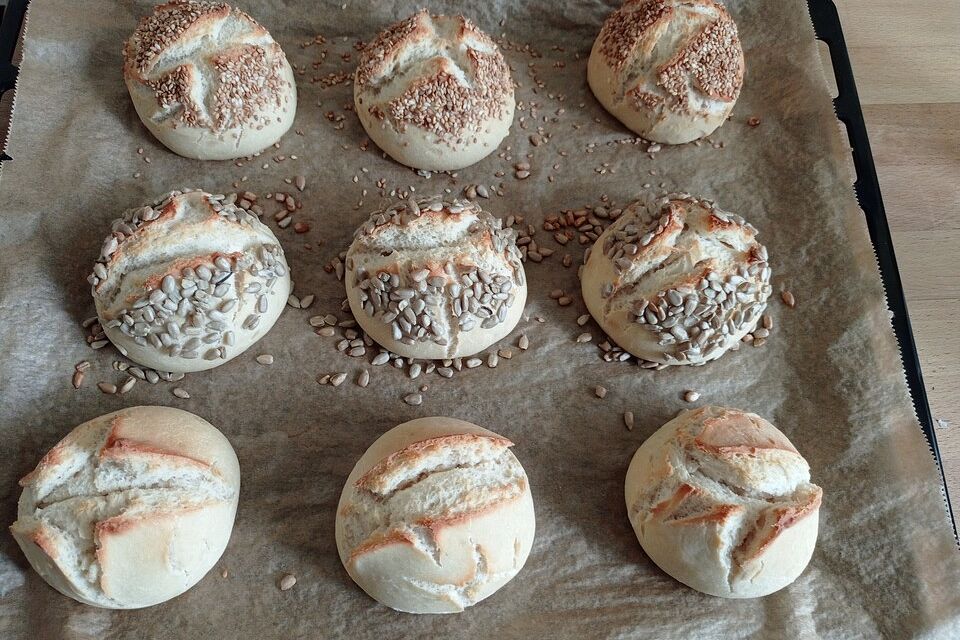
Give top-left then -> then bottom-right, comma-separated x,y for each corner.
0,1 -> 957,515
835,0 -> 960,517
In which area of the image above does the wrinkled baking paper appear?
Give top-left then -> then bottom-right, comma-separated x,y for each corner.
2,1 -> 959,638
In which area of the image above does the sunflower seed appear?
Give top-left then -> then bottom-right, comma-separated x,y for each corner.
317,374 -> 331,385
577,314 -> 591,326
465,357 -> 482,368
330,372 -> 347,386
576,333 -> 592,343
498,348 -> 513,359
409,363 -> 422,379
300,294 -> 315,309
71,371 -> 85,389
172,387 -> 191,399
357,370 -> 370,387
279,574 -> 297,591
624,411 -> 634,430
557,296 -> 572,306
97,382 -> 117,394
595,386 -> 607,399
256,354 -> 274,365
488,353 -> 499,368
780,290 -> 796,308
762,314 -> 773,330
90,339 -> 110,350
309,315 -> 326,327
437,367 -> 454,378
683,390 -> 701,402
518,335 -> 529,350
403,393 -> 423,406
371,352 -> 390,366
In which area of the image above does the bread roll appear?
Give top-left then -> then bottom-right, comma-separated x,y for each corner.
10,407 -> 241,608
123,1 -> 297,160
344,195 -> 526,359
89,189 -> 291,373
625,406 -> 822,598
588,0 -> 744,144
354,11 -> 514,171
581,193 -> 770,366
335,417 -> 536,614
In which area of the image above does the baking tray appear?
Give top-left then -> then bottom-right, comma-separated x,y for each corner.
0,0 -> 953,542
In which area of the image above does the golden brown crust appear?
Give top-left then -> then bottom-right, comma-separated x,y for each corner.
693,408 -> 799,457
355,433 -> 513,493
734,488 -> 823,565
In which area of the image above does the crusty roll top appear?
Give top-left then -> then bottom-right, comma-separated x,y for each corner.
90,190 -> 288,366
346,195 -> 525,352
336,417 -> 535,613
594,0 -> 743,116
627,407 -> 822,595
11,407 -> 240,608
123,0 -> 292,132
355,10 -> 513,139
585,193 -> 771,364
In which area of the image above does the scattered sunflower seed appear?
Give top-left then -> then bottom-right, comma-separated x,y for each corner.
357,370 -> 370,387
437,367 -> 454,378
279,574 -> 297,591
97,382 -> 117,394
780,290 -> 796,308
300,294 -> 315,308
118,377 -> 137,394
518,335 -> 529,350
577,314 -> 590,326
256,354 -> 275,365
318,327 -> 336,337
330,372 -> 347,387
684,390 -> 701,402
172,387 -> 191,399
309,315 -> 326,327
403,393 -> 423,406
595,386 -> 607,399
576,333 -> 593,343
487,353 -> 499,368
72,371 -> 85,389
498,348 -> 513,359
557,296 -> 573,306
624,411 -> 634,431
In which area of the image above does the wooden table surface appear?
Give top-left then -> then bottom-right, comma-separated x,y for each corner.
0,1 -> 957,515
834,0 -> 960,518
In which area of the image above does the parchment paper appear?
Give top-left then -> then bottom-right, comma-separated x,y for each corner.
2,1 -> 959,638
